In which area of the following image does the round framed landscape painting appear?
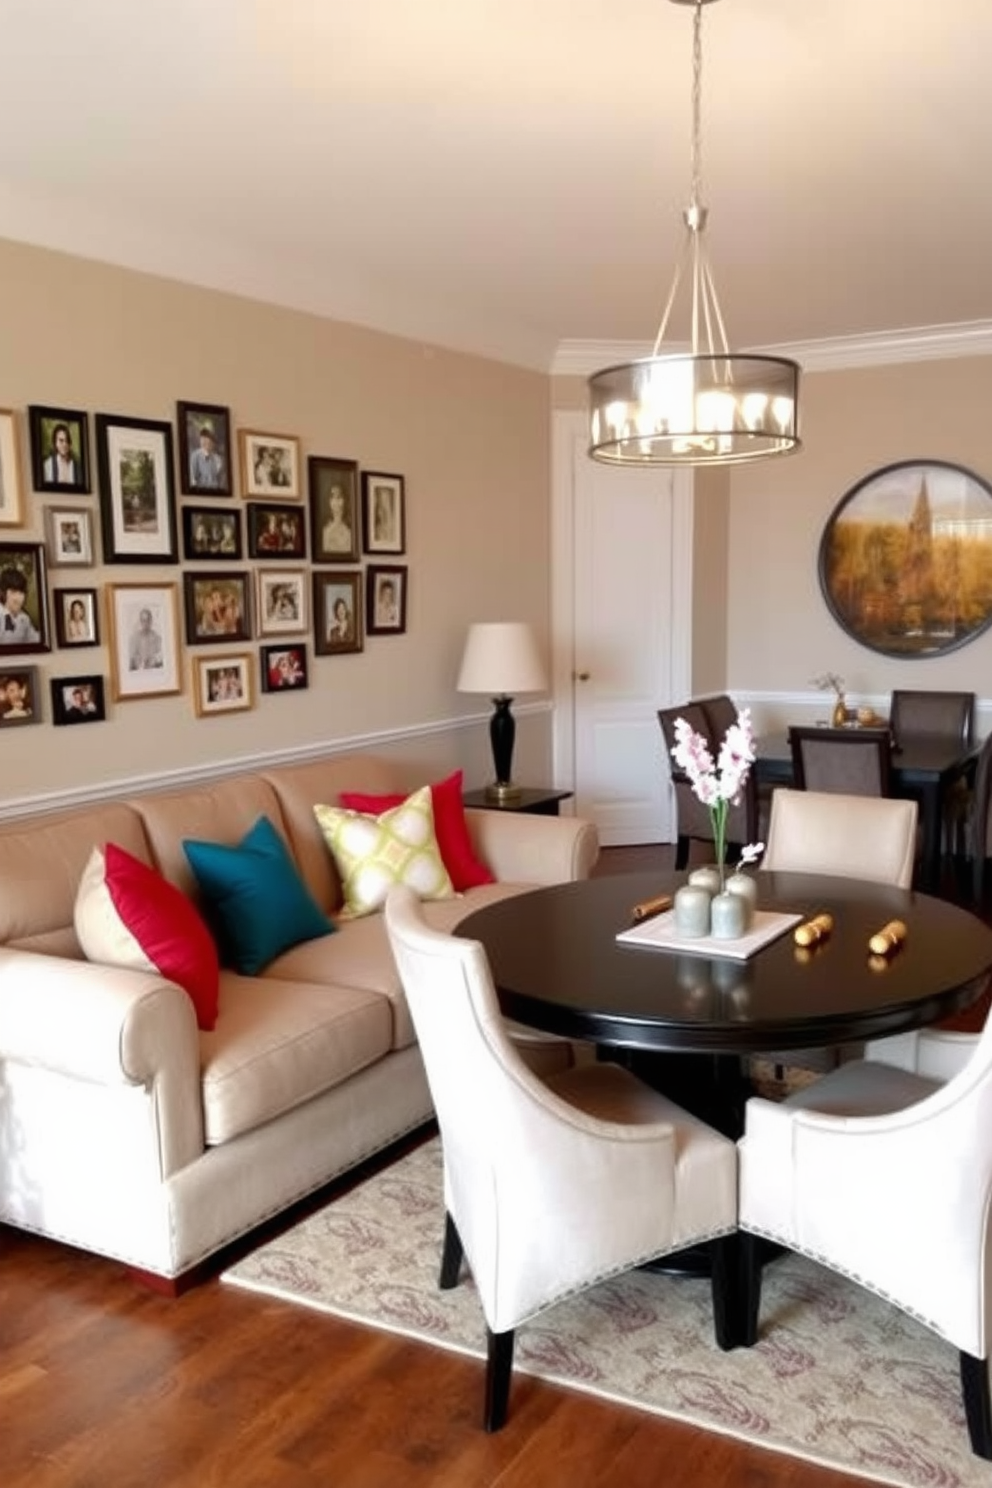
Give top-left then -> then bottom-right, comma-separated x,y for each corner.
818,459 -> 992,658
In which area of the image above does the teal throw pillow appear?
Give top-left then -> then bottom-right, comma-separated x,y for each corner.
183,814 -> 334,975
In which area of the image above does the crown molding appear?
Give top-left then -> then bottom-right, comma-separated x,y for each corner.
551,320 -> 992,377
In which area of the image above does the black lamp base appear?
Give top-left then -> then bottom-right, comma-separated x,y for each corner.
487,695 -> 520,801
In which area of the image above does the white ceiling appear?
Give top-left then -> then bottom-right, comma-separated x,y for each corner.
1,0 -> 990,371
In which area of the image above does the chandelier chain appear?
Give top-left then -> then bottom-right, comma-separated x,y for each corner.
690,0 -> 704,212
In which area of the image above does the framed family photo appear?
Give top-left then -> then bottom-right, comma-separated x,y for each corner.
27,405 -> 90,495
0,409 -> 26,527
313,570 -> 363,656
239,430 -> 301,500
51,675 -> 106,726
106,581 -> 182,700
181,505 -> 243,561
183,571 -> 251,645
366,564 -> 407,636
192,653 -> 253,717
0,542 -> 49,653
0,664 -> 41,727
96,414 -> 178,563
54,587 -> 100,648
247,502 -> 307,559
261,642 -> 309,692
361,471 -> 405,555
45,506 -> 94,567
177,401 -> 233,497
256,568 -> 307,637
309,456 -> 359,563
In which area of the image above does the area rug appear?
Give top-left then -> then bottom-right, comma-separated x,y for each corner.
223,1139 -> 982,1488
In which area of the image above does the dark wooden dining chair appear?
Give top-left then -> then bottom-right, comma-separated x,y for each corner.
657,701 -> 759,869
787,725 -> 893,796
889,689 -> 974,747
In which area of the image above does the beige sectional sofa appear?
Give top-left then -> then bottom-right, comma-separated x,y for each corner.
0,753 -> 598,1288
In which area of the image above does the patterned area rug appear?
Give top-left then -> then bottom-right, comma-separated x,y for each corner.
223,1138 -> 983,1488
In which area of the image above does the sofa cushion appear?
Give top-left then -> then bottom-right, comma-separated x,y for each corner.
313,786 -> 454,920
184,814 -> 334,975
339,769 -> 495,892
199,973 -> 393,1144
74,843 -> 220,1030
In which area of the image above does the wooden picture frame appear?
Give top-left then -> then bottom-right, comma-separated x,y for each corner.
95,414 -> 178,563
309,456 -> 359,563
181,504 -> 243,561
256,568 -> 308,637
247,502 -> 307,559
44,506 -> 94,567
183,571 -> 252,645
818,459 -> 992,658
260,642 -> 309,692
0,541 -> 49,653
0,409 -> 26,526
192,653 -> 253,716
313,570 -> 363,655
238,430 -> 301,500
177,401 -> 233,497
51,674 -> 106,726
106,581 -> 182,700
0,664 -> 41,726
366,564 -> 407,636
27,404 -> 90,495
54,586 -> 100,648
361,471 -> 406,555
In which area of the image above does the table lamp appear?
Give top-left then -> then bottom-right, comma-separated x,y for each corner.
456,622 -> 548,803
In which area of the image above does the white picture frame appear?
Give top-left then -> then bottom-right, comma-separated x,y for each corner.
106,581 -> 182,700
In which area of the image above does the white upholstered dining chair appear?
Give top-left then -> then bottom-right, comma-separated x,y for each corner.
757,789 -> 919,1077
737,1020 -> 992,1460
383,885 -> 740,1431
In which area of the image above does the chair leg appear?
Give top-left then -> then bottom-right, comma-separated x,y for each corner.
484,1327 -> 515,1432
960,1351 -> 992,1459
674,835 -> 690,870
439,1211 -> 464,1290
737,1230 -> 764,1348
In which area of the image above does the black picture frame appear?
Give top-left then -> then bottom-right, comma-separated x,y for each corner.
0,663 -> 42,726
95,413 -> 178,564
308,455 -> 359,563
181,504 -> 243,561
51,674 -> 106,726
313,570 -> 363,655
53,586 -> 100,648
361,471 -> 406,555
177,401 -> 233,497
260,642 -> 309,692
365,564 -> 407,636
246,502 -> 307,560
0,541 -> 50,653
818,459 -> 992,659
183,571 -> 252,646
28,404 -> 91,494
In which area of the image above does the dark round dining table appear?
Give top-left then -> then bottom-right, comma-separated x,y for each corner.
457,870 -> 992,1134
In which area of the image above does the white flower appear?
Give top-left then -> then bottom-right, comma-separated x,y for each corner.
670,708 -> 756,876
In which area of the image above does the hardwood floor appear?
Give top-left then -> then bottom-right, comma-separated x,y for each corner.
1,842 -> 985,1487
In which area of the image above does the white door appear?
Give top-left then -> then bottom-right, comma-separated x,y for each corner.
552,412 -> 693,846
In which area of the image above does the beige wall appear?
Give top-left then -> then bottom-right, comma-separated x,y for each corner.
0,238 -> 553,806
729,356 -> 992,721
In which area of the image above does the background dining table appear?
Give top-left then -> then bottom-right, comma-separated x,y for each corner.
754,731 -> 978,892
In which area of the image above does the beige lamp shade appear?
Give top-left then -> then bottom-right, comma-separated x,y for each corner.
456,622 -> 547,697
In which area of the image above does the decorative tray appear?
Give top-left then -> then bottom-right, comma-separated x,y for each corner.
616,908 -> 803,962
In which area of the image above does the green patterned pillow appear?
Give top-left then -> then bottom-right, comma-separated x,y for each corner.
314,784 -> 454,919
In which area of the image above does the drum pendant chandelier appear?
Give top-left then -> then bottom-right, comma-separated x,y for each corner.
588,0 -> 801,468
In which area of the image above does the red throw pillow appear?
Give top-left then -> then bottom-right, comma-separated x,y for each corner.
339,769 -> 495,892
74,842 -> 221,1031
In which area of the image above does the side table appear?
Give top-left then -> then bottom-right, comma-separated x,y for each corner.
462,787 -> 573,818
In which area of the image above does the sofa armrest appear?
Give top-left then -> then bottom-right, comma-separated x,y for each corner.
0,949 -> 204,1176
465,809 -> 599,885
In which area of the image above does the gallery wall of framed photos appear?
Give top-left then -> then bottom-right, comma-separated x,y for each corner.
0,399 -> 411,735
